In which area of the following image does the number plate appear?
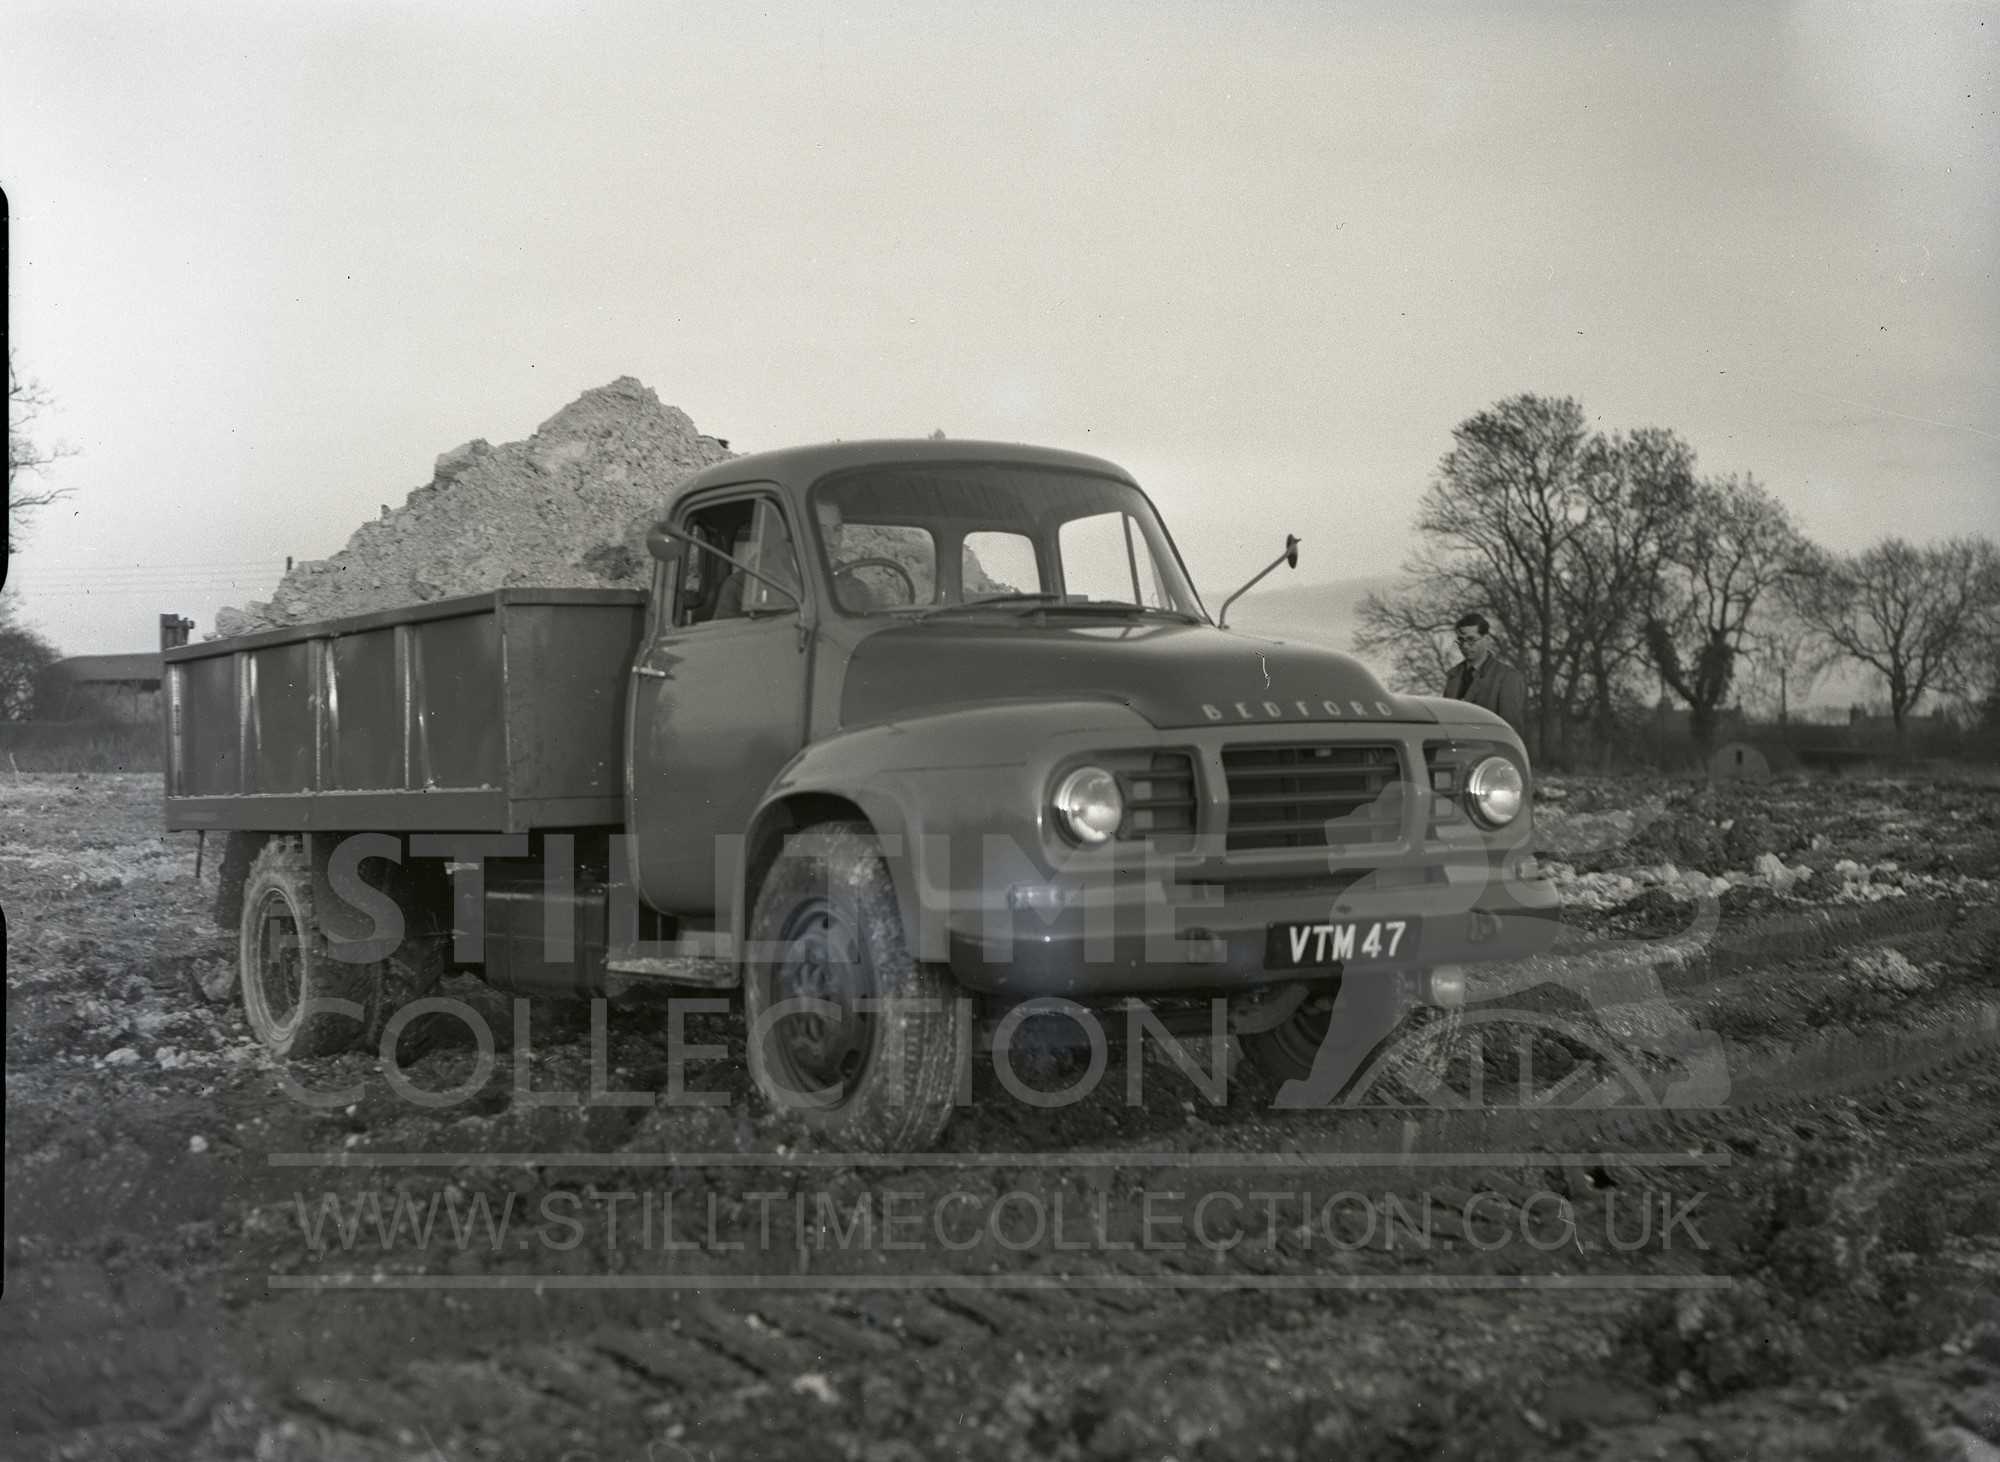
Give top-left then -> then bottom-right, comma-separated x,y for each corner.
1266,918 -> 1419,970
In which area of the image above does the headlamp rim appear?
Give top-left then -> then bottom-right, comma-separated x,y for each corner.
1052,764 -> 1124,846
1464,754 -> 1525,828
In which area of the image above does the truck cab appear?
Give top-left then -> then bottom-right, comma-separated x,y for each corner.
173,439 -> 1558,1150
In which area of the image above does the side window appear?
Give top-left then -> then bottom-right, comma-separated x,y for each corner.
670,497 -> 799,629
962,531 -> 1039,599
739,500 -> 801,614
1057,511 -> 1169,607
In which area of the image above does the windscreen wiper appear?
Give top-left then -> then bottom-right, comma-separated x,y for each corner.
915,593 -> 1066,619
1030,602 -> 1204,623
918,595 -> 1201,624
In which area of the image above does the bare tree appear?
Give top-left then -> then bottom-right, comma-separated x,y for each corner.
1785,535 -> 2000,736
1392,395 -> 1598,759
1565,427 -> 1698,758
1640,474 -> 1801,752
8,349 -> 76,542
1945,561 -> 2000,726
1971,626 -> 2000,729
0,590 -> 59,720
1736,601 -> 1836,725
1359,395 -> 1695,764
1354,577 -> 1461,694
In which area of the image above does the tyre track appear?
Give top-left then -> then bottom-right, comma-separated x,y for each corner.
213,896 -> 2000,1454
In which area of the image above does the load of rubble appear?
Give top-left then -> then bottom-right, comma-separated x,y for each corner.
215,378 -> 734,636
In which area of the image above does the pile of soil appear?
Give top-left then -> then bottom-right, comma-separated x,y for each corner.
215,378 -> 733,635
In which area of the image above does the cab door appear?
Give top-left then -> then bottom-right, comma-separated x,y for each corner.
626,488 -> 812,919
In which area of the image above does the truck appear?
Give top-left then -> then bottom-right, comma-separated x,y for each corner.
165,439 -> 1559,1149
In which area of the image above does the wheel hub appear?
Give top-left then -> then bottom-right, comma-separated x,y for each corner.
772,899 -> 875,1091
254,891 -> 304,1028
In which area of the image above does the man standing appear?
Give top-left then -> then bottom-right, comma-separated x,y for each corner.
1443,612 -> 1527,737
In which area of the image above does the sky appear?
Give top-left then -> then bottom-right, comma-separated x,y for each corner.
4,0 -> 1997,655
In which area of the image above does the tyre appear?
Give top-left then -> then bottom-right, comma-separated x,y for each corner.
200,833 -> 264,1006
744,821 -> 963,1152
1245,974 -> 1460,1106
237,837 -> 380,1058
212,831 -> 262,934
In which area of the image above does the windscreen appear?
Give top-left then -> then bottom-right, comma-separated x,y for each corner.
809,463 -> 1206,619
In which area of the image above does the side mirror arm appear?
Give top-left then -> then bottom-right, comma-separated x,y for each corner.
1216,534 -> 1301,629
646,522 -> 803,612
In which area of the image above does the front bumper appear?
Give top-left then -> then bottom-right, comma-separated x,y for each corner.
944,866 -> 1562,997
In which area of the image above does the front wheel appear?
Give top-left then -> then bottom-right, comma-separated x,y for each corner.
745,821 -> 962,1152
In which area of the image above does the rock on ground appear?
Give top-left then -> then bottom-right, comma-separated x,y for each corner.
216,378 -> 733,635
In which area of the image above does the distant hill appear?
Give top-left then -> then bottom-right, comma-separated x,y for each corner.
1221,574 -> 1399,674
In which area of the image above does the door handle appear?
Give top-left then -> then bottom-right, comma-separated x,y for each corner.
633,665 -> 668,680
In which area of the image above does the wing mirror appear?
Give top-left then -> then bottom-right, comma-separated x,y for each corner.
1216,534 -> 1300,628
646,521 -> 698,563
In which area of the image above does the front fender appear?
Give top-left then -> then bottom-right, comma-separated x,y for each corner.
740,699 -> 1156,963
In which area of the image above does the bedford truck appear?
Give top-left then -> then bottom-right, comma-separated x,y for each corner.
165,440 -> 1558,1149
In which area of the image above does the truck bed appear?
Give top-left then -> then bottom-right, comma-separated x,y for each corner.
163,589 -> 646,833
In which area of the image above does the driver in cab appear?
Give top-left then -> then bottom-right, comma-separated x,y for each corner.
713,509 -> 801,620
816,501 -> 914,613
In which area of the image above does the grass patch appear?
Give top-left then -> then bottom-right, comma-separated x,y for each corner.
0,720 -> 163,773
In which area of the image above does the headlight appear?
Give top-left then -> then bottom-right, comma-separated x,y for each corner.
1465,755 -> 1524,827
1052,766 -> 1123,845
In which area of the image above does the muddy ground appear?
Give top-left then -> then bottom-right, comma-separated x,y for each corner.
5,771 -> 2000,1460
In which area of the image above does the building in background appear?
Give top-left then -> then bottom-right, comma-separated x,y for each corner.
39,614 -> 191,723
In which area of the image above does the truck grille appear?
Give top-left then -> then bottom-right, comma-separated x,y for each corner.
1424,741 -> 1460,839
1221,743 -> 1404,852
1105,750 -> 1197,843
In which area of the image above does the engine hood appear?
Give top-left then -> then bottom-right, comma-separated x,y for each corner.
838,619 -> 1436,731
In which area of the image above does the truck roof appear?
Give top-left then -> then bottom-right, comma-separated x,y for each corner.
671,438 -> 1139,501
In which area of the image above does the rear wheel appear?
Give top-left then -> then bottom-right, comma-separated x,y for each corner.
745,821 -> 962,1151
196,832 -> 266,1006
237,838 -> 381,1058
